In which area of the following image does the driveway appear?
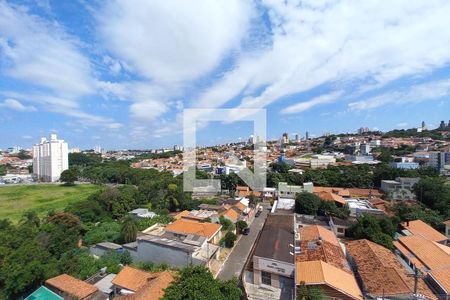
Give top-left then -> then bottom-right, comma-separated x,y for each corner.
216,205 -> 269,281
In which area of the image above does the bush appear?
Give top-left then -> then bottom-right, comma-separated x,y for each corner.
222,231 -> 237,248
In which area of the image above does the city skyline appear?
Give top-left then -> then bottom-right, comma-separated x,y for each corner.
1,1 -> 450,149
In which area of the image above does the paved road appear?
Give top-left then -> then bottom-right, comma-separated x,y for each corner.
217,205 -> 269,281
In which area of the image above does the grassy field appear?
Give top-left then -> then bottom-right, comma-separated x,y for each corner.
0,184 -> 102,222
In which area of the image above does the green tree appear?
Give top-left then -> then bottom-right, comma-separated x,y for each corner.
121,216 -> 138,243
347,214 -> 395,249
60,169 -> 78,185
414,177 -> 450,217
222,231 -> 237,248
295,192 -> 322,215
0,165 -> 7,176
219,216 -> 235,232
84,221 -> 122,245
236,220 -> 248,233
163,266 -> 241,300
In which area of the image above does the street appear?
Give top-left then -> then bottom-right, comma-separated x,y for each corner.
216,205 -> 269,281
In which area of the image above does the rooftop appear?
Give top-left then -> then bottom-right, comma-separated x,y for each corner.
45,274 -> 98,299
346,239 -> 436,299
253,214 -> 294,264
401,219 -> 448,242
112,266 -> 153,292
165,219 -> 222,240
295,260 -> 363,300
115,271 -> 174,300
25,286 -> 63,300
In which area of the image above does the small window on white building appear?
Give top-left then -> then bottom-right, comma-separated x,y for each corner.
261,271 -> 271,286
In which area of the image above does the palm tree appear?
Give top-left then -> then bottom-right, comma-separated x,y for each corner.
121,216 -> 138,243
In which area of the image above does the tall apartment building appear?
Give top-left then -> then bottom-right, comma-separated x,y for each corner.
33,134 -> 69,182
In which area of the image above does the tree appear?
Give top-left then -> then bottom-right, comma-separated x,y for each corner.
222,231 -> 237,248
60,169 -> 78,185
121,216 -> 138,243
295,192 -> 322,215
297,282 -> 325,300
414,177 -> 450,217
0,165 -> 6,176
347,214 -> 395,249
236,220 -> 248,233
162,266 -> 241,300
219,216 -> 235,232
84,221 -> 122,245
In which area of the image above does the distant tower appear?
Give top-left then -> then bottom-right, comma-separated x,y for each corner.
448,120 -> 450,129
295,134 -> 299,142
33,134 -> 69,182
282,132 -> 289,144
305,131 -> 309,140
439,120 -> 446,130
421,121 -> 426,130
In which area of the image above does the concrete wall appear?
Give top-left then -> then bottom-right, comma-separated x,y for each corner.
135,241 -> 204,267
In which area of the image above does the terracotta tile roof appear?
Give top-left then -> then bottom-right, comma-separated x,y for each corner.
116,271 -> 174,300
165,219 -> 221,240
45,274 -> 98,299
313,187 -> 382,198
174,210 -> 190,220
112,266 -> 153,292
222,208 -> 239,222
315,191 -> 346,205
346,239 -> 436,299
395,235 -> 450,270
299,225 -> 340,247
401,220 -> 448,242
234,202 -> 246,212
429,268 -> 450,294
296,260 -> 363,300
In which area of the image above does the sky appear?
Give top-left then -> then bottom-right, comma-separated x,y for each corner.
1,0 -> 450,150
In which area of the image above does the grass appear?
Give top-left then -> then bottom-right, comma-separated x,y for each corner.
0,184 -> 102,222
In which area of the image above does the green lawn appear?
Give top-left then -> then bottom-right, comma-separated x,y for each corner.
0,184 -> 102,222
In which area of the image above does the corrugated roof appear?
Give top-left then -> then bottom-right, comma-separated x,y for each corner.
296,260 -> 363,300
45,274 -> 97,299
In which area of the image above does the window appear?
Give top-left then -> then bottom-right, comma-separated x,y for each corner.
337,227 -> 344,233
261,271 -> 271,285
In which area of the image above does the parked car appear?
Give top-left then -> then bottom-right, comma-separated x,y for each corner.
242,227 -> 250,235
255,210 -> 261,217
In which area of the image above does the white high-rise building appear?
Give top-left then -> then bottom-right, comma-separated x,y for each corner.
33,134 -> 69,182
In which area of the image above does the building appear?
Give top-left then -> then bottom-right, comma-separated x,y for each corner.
429,152 -> 447,172
282,133 -> 289,144
164,219 -> 222,244
346,239 -> 436,300
295,225 -> 363,300
399,220 -> 448,245
345,199 -> 384,217
380,177 -> 419,201
45,274 -> 99,300
250,214 -> 295,299
278,182 -> 314,199
25,286 -> 63,300
129,208 -> 157,219
390,161 -> 420,170
111,266 -> 174,299
394,235 -> 450,299
444,220 -> 450,241
360,143 -> 370,155
33,134 -> 68,182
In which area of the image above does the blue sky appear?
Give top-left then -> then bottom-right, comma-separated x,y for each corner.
1,0 -> 450,150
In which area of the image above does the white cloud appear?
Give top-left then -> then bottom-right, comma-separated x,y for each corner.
348,79 -> 450,110
0,98 -> 36,112
97,0 -> 254,83
0,2 -> 95,97
194,0 -> 450,114
281,91 -> 343,114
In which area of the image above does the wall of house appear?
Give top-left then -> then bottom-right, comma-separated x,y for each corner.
135,241 -> 204,267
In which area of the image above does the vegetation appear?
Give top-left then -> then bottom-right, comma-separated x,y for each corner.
121,216 -> 138,243
162,266 -> 241,300
347,214 -> 397,250
297,282 -> 325,300
0,184 -> 102,222
60,169 -> 78,185
295,192 -> 349,218
236,220 -> 248,233
223,231 -> 237,248
0,165 -> 6,176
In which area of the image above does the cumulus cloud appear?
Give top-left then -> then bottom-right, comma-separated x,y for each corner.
0,98 -> 36,112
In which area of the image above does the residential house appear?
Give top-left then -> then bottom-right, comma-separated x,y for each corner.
278,182 -> 314,199
112,266 -> 174,299
400,220 -> 448,245
394,235 -> 450,299
129,208 -> 156,219
295,225 -> 363,300
25,286 -> 63,300
347,239 -> 436,300
249,213 -> 295,299
444,220 -> 450,240
380,177 -> 419,201
90,242 -> 123,257
45,274 -> 100,300
165,219 -> 223,244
